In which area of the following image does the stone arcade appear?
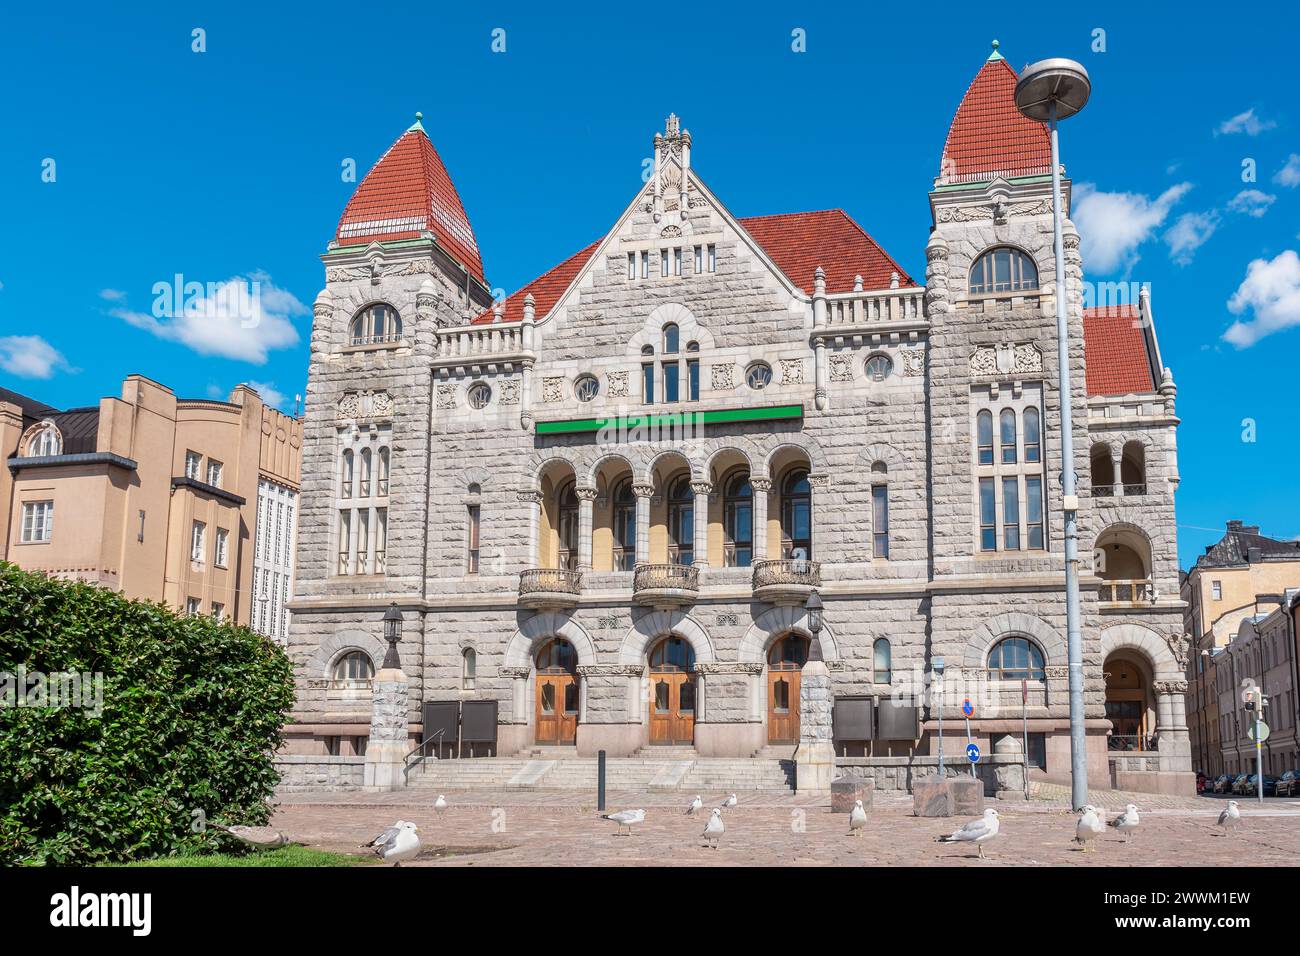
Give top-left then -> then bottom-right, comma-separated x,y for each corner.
283,46 -> 1194,796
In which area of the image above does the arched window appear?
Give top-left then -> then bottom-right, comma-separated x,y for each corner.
377,447 -> 390,495
666,475 -> 694,566
350,303 -> 402,346
1023,408 -> 1041,464
359,448 -> 372,497
612,478 -> 636,571
767,634 -> 809,670
723,471 -> 753,568
987,637 -> 1046,681
1091,443 -> 1115,495
461,647 -> 477,691
341,449 -> 354,498
969,247 -> 1039,295
27,424 -> 61,457
871,461 -> 888,475
1121,441 -> 1146,495
535,638 -> 577,674
556,481 -> 579,570
649,636 -> 696,672
662,323 -> 680,354
780,469 -> 811,559
976,411 -> 993,465
1000,409 -> 1018,464
873,638 -> 892,684
332,651 -> 374,686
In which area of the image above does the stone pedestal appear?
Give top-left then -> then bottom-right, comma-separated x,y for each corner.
363,668 -> 410,791
793,659 -> 834,795
949,775 -> 984,815
830,777 -> 874,812
993,734 -> 1027,798
912,777 -> 951,817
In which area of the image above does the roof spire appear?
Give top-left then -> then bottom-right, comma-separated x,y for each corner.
408,111 -> 425,132
987,39 -> 1004,62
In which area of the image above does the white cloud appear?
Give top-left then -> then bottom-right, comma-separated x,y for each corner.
1274,154 -> 1300,188
1227,188 -> 1276,218
112,272 -> 304,364
1216,108 -> 1277,136
1073,181 -> 1192,274
98,288 -> 126,302
1164,210 -> 1220,265
241,379 -> 289,411
1224,250 -> 1300,348
0,335 -> 76,379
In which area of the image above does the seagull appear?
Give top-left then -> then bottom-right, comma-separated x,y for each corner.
721,793 -> 738,810
362,821 -> 422,866
702,807 -> 724,849
1109,803 -> 1140,843
602,808 -> 646,836
1075,806 -> 1104,852
686,795 -> 703,816
434,794 -> 448,816
1217,800 -> 1241,835
936,808 -> 1000,859
210,822 -> 288,849
849,799 -> 868,837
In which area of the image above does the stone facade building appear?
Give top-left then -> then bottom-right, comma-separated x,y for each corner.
285,46 -> 1193,793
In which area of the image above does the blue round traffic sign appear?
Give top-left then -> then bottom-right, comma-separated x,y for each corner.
966,743 -> 981,763
962,699 -> 975,718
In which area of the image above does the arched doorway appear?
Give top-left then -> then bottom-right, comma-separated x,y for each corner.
648,636 -> 696,745
1104,653 -> 1154,751
535,638 -> 579,745
767,633 -> 809,744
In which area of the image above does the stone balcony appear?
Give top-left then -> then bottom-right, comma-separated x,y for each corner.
518,568 -> 583,610
1098,578 -> 1156,609
632,562 -> 699,608
751,558 -> 821,604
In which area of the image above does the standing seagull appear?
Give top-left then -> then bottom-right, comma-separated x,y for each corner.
1217,800 -> 1241,835
848,799 -> 868,837
1075,806 -> 1104,852
362,821 -> 422,866
434,794 -> 448,817
1109,803 -> 1140,843
686,795 -> 703,816
702,807 -> 724,849
721,793 -> 738,810
210,822 -> 288,849
602,808 -> 646,836
936,809 -> 1000,859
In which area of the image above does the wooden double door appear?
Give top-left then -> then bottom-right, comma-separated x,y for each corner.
649,672 -> 696,745
767,669 -> 802,744
535,674 -> 578,745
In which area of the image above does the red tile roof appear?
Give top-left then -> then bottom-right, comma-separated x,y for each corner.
336,124 -> 485,284
472,209 -> 913,324
1083,305 -> 1157,396
941,56 -> 1051,183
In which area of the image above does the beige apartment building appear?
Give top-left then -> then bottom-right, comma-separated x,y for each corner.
1,375 -> 302,640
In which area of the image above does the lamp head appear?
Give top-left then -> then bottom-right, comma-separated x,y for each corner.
1014,58 -> 1091,123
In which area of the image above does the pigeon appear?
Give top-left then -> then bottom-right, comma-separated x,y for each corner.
1075,806 -> 1104,852
848,799 -> 868,837
1109,803 -> 1139,843
936,808 -> 1000,859
362,821 -> 422,866
602,808 -> 646,836
1217,800 -> 1240,835
721,793 -> 738,810
686,795 -> 703,816
434,794 -> 448,816
702,807 -> 724,849
211,823 -> 288,848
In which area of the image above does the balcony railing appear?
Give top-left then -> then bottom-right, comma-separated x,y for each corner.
350,331 -> 404,347
1092,482 -> 1148,498
1099,578 -> 1156,607
1108,734 -> 1157,752
518,568 -> 583,596
633,563 -> 699,606
752,558 -> 822,590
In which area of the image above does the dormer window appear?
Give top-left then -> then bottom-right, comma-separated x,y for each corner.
25,423 -> 61,457
349,303 -> 402,347
969,247 -> 1038,295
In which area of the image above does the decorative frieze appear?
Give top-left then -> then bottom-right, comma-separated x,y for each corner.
499,377 -> 520,405
829,354 -> 854,383
711,363 -> 735,390
576,664 -> 645,677
607,370 -> 629,398
780,358 -> 804,385
970,343 -> 1044,377
714,612 -> 739,627
694,661 -> 764,676
542,377 -> 564,403
436,384 -> 458,409
337,389 -> 394,422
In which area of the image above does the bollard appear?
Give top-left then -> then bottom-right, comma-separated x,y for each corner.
597,749 -> 606,811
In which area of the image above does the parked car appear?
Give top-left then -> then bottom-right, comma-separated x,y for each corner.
1237,774 -> 1279,797
1231,773 -> 1251,794
1277,770 -> 1300,797
1213,774 -> 1234,793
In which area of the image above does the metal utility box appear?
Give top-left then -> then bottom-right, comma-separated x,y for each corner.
833,695 -> 875,747
876,700 -> 921,741
459,699 -> 499,757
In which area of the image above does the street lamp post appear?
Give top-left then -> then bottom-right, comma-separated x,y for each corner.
805,589 -> 824,660
382,602 -> 404,669
1015,57 -> 1092,812
933,656 -> 946,778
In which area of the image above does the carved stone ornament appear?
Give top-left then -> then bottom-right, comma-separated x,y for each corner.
499,377 -> 520,405
661,225 -> 682,238
607,370 -> 629,398
576,664 -> 646,677
1165,634 -> 1190,668
969,347 -> 998,376
1044,666 -> 1069,680
1013,343 -> 1043,374
900,348 -> 925,377
779,358 -> 804,385
542,377 -> 564,403
715,612 -> 739,626
693,661 -> 765,676
436,384 -> 458,409
337,389 -> 394,421
596,615 -> 621,630
499,666 -> 531,680
711,363 -> 735,390
1153,679 -> 1189,695
829,354 -> 853,383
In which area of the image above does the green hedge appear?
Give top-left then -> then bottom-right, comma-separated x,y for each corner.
0,562 -> 295,865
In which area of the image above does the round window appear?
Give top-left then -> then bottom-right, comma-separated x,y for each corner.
467,383 -> 492,409
574,375 -> 599,402
746,362 -> 772,390
865,354 -> 893,382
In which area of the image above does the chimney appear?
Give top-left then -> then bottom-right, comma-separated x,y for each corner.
1247,547 -> 1262,564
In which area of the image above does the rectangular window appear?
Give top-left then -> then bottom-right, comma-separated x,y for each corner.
137,509 -> 146,543
206,459 -> 223,487
642,364 -> 655,404
191,521 -> 206,563
694,245 -> 703,274
20,501 -> 54,542
640,250 -> 649,279
467,504 -> 481,574
872,485 -> 889,559
356,509 -> 370,574
185,451 -> 201,479
1212,580 -> 1222,600
337,510 -> 351,574
673,247 -> 682,276
215,528 -> 229,568
687,359 -> 700,401
707,244 -> 716,272
1002,477 -> 1020,550
979,478 -> 996,551
663,362 -> 680,403
186,597 -> 201,616
375,507 -> 387,573
660,249 -> 669,277
211,602 -> 225,622
1025,476 -> 1044,549
627,252 -> 636,279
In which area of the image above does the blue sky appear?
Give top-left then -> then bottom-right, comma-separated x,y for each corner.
1,2 -> 1297,569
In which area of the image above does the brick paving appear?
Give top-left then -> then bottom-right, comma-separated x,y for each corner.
271,786 -> 1300,867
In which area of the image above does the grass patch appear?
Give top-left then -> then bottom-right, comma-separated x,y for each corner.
116,845 -> 370,868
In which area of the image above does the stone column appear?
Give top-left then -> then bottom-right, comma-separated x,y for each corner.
750,477 -> 772,562
793,642 -> 834,795
363,658 -> 410,791
519,490 -> 543,569
1112,445 -> 1122,496
691,480 -> 712,568
633,482 -> 654,565
576,486 -> 597,573
807,474 -> 829,560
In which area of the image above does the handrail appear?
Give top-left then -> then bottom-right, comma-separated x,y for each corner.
403,727 -> 448,783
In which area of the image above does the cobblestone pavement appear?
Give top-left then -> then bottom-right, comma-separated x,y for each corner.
272,787 -> 1300,867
